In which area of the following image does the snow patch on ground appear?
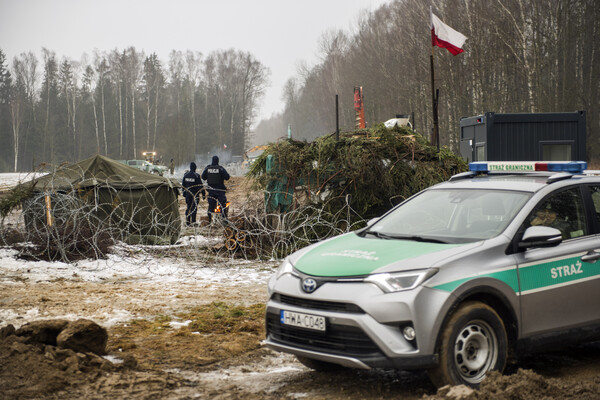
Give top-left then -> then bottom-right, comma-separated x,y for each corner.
170,352 -> 307,395
0,172 -> 41,190
0,247 -> 276,285
0,241 -> 277,328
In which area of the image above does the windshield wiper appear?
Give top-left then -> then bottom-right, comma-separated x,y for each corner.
404,235 -> 448,244
363,230 -> 397,239
363,230 -> 448,243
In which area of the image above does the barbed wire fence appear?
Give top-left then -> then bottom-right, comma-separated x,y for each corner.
0,175 -> 368,274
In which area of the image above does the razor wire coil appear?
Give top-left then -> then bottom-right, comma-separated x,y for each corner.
0,174 -> 368,274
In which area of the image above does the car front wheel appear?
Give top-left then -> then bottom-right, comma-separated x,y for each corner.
428,301 -> 507,388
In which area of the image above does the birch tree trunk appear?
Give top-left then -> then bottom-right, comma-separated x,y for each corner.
65,83 -> 72,155
92,88 -> 100,153
10,99 -> 21,172
85,65 -> 100,154
101,81 -> 107,155
96,56 -> 108,156
146,95 -> 151,150
494,0 -> 535,112
44,80 -> 50,159
185,51 -> 201,154
153,80 -> 159,151
118,83 -> 123,158
71,85 -> 78,159
42,48 -> 56,163
131,87 -> 136,158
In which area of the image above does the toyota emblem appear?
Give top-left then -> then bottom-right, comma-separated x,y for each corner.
302,278 -> 317,293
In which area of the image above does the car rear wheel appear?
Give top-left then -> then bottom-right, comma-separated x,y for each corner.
296,355 -> 344,372
428,301 -> 507,388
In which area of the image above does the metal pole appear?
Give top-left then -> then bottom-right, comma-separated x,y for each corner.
436,89 -> 440,151
430,47 -> 439,150
335,94 -> 340,141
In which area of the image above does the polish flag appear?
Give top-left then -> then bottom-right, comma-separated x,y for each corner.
431,11 -> 467,55
223,144 -> 227,149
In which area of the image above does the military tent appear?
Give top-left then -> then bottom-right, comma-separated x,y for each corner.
20,154 -> 182,245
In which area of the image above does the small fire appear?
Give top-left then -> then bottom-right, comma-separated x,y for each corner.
213,202 -> 231,213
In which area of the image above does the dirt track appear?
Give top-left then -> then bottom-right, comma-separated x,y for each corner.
1,176 -> 600,399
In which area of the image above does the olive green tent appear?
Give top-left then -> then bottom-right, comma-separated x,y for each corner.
21,154 -> 182,245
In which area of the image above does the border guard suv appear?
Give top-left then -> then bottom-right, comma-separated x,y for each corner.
265,161 -> 600,388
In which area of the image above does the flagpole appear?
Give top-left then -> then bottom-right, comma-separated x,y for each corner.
430,8 -> 467,151
430,45 -> 439,151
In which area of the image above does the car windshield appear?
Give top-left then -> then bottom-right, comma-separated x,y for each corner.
365,189 -> 531,243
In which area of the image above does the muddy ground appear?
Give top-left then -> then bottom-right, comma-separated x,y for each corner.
1,176 -> 599,399
2,275 -> 599,400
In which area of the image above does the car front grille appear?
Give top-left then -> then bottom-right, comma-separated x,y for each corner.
272,293 -> 365,314
266,313 -> 382,357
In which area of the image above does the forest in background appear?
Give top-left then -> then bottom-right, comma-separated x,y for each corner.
0,0 -> 598,172
255,0 -> 599,163
0,47 -> 269,172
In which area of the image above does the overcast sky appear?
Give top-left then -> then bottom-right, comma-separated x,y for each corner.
0,0 -> 390,122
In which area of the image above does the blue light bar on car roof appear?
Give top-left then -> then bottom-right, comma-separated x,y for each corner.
469,161 -> 587,173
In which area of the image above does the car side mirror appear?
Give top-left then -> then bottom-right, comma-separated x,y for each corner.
518,226 -> 562,249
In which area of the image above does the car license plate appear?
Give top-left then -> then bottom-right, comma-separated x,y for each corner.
280,310 -> 326,331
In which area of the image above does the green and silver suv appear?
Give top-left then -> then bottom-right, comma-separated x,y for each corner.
265,161 -> 600,388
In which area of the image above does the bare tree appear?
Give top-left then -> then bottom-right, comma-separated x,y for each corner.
239,52 -> 269,153
12,52 -> 38,120
41,48 -> 57,162
204,51 -> 226,148
168,51 -> 184,116
9,81 -> 23,172
492,0 -> 537,112
185,50 -> 203,153
12,52 -> 38,166
108,49 -> 125,158
124,47 -> 143,158
83,64 -> 100,153
94,51 -> 109,155
143,53 -> 163,151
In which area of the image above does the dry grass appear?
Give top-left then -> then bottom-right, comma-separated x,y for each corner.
108,302 -> 266,370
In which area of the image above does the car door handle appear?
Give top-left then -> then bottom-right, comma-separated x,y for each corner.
581,251 -> 600,263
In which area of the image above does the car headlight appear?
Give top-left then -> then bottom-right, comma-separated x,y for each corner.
365,269 -> 438,293
268,258 -> 295,295
274,258 -> 294,280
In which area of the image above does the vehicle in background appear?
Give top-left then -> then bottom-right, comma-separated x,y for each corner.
119,159 -> 168,176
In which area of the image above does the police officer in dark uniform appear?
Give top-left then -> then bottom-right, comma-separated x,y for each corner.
182,162 -> 204,226
201,155 -> 230,221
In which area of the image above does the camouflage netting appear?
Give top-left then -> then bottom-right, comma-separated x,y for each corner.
247,124 -> 468,220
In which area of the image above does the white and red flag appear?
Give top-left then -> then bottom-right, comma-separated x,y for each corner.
430,10 -> 467,55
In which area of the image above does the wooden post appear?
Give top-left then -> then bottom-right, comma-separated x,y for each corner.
44,194 -> 53,226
